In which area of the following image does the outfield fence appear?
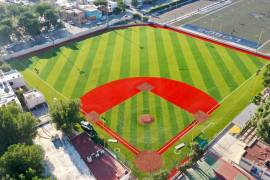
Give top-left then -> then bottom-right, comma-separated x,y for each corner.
1,22 -> 270,62
0,23 -> 149,62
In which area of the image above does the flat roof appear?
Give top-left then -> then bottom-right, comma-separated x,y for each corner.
3,70 -> 23,81
71,133 -> 130,180
0,81 -> 14,98
0,70 -> 22,107
78,5 -> 98,12
23,90 -> 44,100
0,95 -> 20,107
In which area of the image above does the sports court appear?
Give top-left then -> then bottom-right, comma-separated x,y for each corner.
172,0 -> 270,52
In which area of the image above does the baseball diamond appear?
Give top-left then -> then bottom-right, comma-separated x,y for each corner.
7,25 -> 269,178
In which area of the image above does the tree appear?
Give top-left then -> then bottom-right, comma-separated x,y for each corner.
35,3 -> 52,17
0,144 -> 45,179
43,8 -> 62,31
252,93 -> 262,105
143,16 -> 149,22
94,0 -> 107,6
116,0 -> 126,12
256,116 -> 270,143
0,25 -> 11,45
6,4 -> 30,17
35,3 -> 62,31
0,104 -> 37,155
0,5 -> 6,18
113,7 -> 122,14
0,18 -> 12,27
132,0 -> 138,7
0,62 -> 11,72
133,13 -> 142,20
50,100 -> 82,133
18,12 -> 40,36
189,142 -> 204,164
263,64 -> 270,87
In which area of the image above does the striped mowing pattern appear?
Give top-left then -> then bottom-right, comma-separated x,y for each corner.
102,91 -> 194,151
8,26 -> 266,150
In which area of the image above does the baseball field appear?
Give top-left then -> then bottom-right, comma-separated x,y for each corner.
7,25 -> 269,178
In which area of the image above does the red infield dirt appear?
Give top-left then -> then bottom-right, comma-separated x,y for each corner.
139,114 -> 154,124
134,151 -> 163,173
81,77 -> 219,115
81,77 -> 219,155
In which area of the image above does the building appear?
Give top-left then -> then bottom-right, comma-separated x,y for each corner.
79,0 -> 95,5
78,5 -> 102,21
108,0 -> 118,13
23,90 -> 46,110
124,0 -> 132,6
0,70 -> 25,107
60,8 -> 86,25
71,133 -> 131,180
239,140 -> 270,180
3,70 -> 26,89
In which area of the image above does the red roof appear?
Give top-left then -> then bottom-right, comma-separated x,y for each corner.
71,133 -> 129,180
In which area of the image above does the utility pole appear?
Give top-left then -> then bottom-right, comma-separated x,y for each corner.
106,0 -> 109,27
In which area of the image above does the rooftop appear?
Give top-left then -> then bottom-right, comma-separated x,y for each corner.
2,69 -> 23,81
243,140 -> 270,172
23,89 -> 44,101
78,5 -> 98,12
71,133 -> 130,180
0,70 -> 20,107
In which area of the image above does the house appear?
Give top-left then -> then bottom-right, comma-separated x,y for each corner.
124,0 -> 132,6
3,70 -> 26,89
79,0 -> 95,5
108,0 -> 118,13
71,133 -> 132,180
78,5 -> 102,20
23,90 -> 46,110
60,8 -> 86,25
239,140 -> 270,180
0,70 -> 24,108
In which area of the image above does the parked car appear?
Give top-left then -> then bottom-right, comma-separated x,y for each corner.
80,121 -> 93,132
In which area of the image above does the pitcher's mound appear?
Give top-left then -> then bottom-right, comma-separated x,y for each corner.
135,151 -> 162,173
139,114 -> 154,124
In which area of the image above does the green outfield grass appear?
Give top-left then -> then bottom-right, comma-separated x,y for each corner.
7,26 -> 268,178
102,91 -> 193,151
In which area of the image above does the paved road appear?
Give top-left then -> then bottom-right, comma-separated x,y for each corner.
0,12 -> 133,57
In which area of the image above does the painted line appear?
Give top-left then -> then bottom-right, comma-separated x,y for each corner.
207,62 -> 268,114
96,121 -> 140,155
258,39 -> 270,51
182,0 -> 244,25
150,24 -> 270,61
166,0 -> 232,25
167,157 -> 189,180
17,61 -> 68,100
157,121 -> 198,154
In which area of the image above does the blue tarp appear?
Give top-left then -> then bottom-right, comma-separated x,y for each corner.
182,24 -> 260,49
